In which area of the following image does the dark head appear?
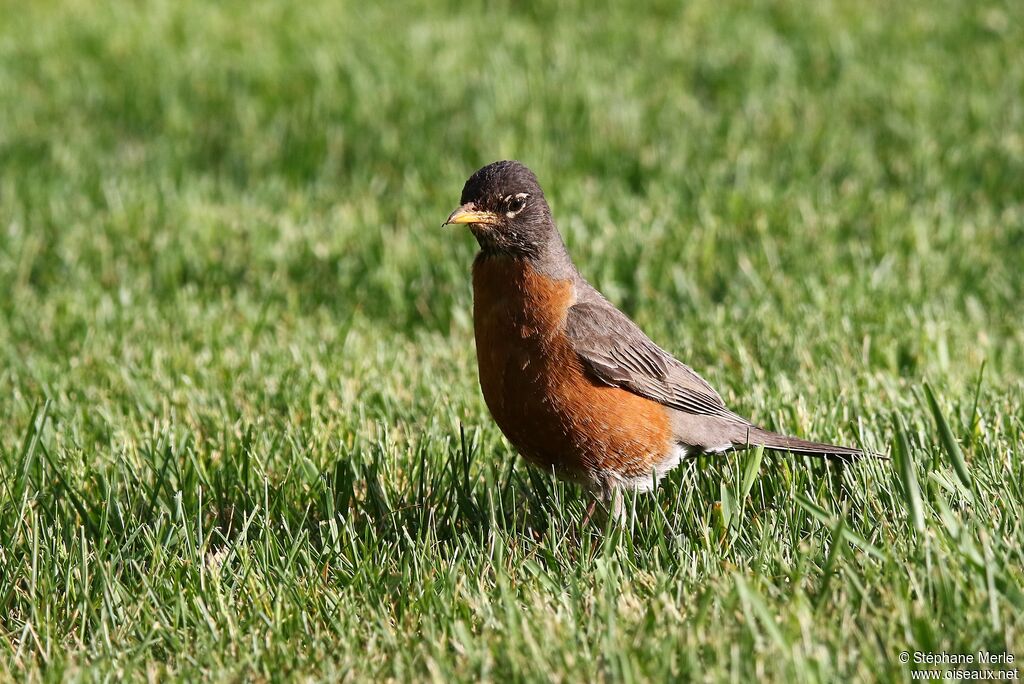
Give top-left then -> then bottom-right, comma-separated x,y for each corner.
444,161 -> 568,262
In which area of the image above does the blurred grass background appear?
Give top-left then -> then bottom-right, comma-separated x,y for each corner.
1,0 -> 1022,680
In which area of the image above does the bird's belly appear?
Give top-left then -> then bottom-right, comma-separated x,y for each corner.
473,305 -> 674,487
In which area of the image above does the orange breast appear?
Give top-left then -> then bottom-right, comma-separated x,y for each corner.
472,256 -> 672,487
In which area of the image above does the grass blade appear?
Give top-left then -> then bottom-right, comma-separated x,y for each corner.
892,413 -> 925,534
740,445 -> 764,502
967,360 -> 986,446
735,575 -> 788,650
924,383 -> 974,496
795,495 -> 887,561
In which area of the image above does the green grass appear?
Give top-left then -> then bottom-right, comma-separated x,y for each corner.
2,0 -> 1023,680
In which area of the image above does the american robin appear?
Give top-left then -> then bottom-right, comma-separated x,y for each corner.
445,160 -> 879,519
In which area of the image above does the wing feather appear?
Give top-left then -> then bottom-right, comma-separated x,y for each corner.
564,297 -> 736,419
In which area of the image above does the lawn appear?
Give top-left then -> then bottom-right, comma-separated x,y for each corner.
1,0 -> 1023,680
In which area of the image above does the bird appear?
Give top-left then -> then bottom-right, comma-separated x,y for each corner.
444,160 -> 880,520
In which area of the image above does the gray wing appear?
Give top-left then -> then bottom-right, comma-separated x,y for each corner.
564,297 -> 740,420
564,291 -> 873,461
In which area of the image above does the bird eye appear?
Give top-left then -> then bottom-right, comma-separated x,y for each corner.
506,194 -> 528,216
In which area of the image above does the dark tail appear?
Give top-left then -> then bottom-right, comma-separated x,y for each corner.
743,427 -> 886,463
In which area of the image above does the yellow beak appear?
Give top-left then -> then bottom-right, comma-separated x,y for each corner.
443,203 -> 498,226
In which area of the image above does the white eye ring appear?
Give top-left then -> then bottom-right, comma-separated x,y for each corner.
505,193 -> 529,218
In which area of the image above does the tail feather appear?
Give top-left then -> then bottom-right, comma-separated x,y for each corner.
742,427 -> 885,463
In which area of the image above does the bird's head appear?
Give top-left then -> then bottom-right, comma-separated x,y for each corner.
444,160 -> 559,257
